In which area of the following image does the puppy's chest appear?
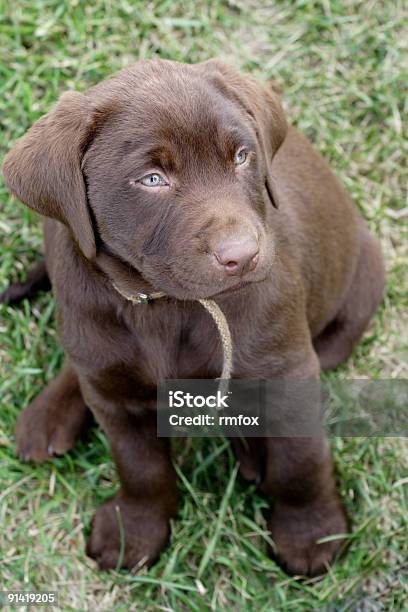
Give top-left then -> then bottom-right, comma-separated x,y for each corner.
120,298 -> 276,386
128,305 -> 224,383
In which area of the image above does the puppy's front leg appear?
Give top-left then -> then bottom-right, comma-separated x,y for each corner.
263,354 -> 347,576
262,436 -> 347,576
82,393 -> 178,570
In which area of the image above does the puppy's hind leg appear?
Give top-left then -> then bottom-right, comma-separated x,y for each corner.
314,229 -> 385,371
16,360 -> 92,462
0,260 -> 50,305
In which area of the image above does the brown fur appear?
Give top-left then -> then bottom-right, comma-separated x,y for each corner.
2,59 -> 385,576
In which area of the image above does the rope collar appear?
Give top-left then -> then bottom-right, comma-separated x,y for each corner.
112,283 -> 166,305
112,283 -> 233,387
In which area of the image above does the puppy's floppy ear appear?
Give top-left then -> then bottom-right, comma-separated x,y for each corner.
202,60 -> 287,208
3,91 -> 100,259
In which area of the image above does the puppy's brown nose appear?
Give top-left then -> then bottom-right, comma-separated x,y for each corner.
213,237 -> 259,276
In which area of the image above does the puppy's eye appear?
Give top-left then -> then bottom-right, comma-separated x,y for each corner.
234,147 -> 248,166
139,173 -> 168,187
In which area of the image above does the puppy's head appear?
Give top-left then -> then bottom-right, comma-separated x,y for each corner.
3,60 -> 287,299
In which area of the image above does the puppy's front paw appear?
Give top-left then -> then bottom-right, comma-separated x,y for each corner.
269,496 -> 347,576
86,495 -> 172,570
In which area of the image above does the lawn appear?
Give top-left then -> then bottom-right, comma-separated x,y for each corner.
0,0 -> 407,609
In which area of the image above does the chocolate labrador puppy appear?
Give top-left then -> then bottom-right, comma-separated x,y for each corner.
1,59 -> 384,575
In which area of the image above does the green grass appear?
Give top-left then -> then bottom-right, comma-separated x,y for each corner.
1,0 -> 407,609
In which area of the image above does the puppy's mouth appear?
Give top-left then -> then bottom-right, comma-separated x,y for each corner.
207,280 -> 258,300
164,268 -> 265,300
99,241 -> 269,302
